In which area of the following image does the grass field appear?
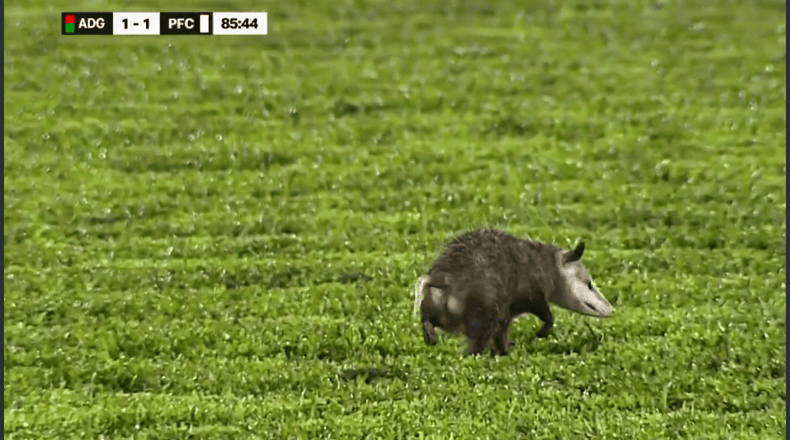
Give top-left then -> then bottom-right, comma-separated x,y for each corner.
3,0 -> 787,438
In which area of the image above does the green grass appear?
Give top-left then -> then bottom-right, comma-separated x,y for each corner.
3,0 -> 786,438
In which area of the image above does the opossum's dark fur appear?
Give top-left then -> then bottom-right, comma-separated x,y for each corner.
419,228 -> 574,356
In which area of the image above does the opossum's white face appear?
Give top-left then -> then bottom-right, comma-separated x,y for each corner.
553,242 -> 614,318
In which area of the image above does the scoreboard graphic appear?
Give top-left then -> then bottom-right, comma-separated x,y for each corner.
61,12 -> 267,35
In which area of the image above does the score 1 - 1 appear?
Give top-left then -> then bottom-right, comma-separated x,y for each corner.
212,12 -> 267,35
113,12 -> 160,35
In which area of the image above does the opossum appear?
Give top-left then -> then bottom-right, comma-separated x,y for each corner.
414,228 -> 613,356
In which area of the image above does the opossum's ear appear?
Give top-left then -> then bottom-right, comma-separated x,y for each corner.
562,241 -> 585,264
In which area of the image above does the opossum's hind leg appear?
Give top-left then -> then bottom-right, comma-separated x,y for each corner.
467,338 -> 491,356
463,288 -> 498,356
420,284 -> 444,346
422,318 -> 438,346
465,321 -> 493,356
491,319 -> 511,356
534,300 -> 554,338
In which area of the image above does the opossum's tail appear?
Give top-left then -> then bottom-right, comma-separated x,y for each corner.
413,276 -> 429,316
413,272 -> 453,316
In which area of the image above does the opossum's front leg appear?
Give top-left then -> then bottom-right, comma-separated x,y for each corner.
534,301 -> 554,338
422,319 -> 438,346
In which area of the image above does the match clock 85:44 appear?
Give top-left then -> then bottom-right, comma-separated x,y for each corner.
212,12 -> 267,35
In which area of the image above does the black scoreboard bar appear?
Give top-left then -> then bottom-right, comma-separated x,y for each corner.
61,12 -> 267,35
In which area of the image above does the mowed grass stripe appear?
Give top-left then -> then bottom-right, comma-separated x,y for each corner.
4,240 -> 785,284
4,371 -> 785,437
6,299 -> 784,368
6,322 -> 784,409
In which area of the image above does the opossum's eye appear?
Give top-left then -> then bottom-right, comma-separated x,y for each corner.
586,281 -> 593,290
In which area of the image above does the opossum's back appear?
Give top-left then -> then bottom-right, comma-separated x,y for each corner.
444,228 -> 515,250
430,229 -> 517,276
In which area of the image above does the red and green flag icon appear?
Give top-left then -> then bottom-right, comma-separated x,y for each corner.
65,14 -> 76,33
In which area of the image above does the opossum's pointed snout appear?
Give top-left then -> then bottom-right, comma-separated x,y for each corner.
584,286 -> 616,317
584,296 -> 614,318
556,279 -> 615,318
